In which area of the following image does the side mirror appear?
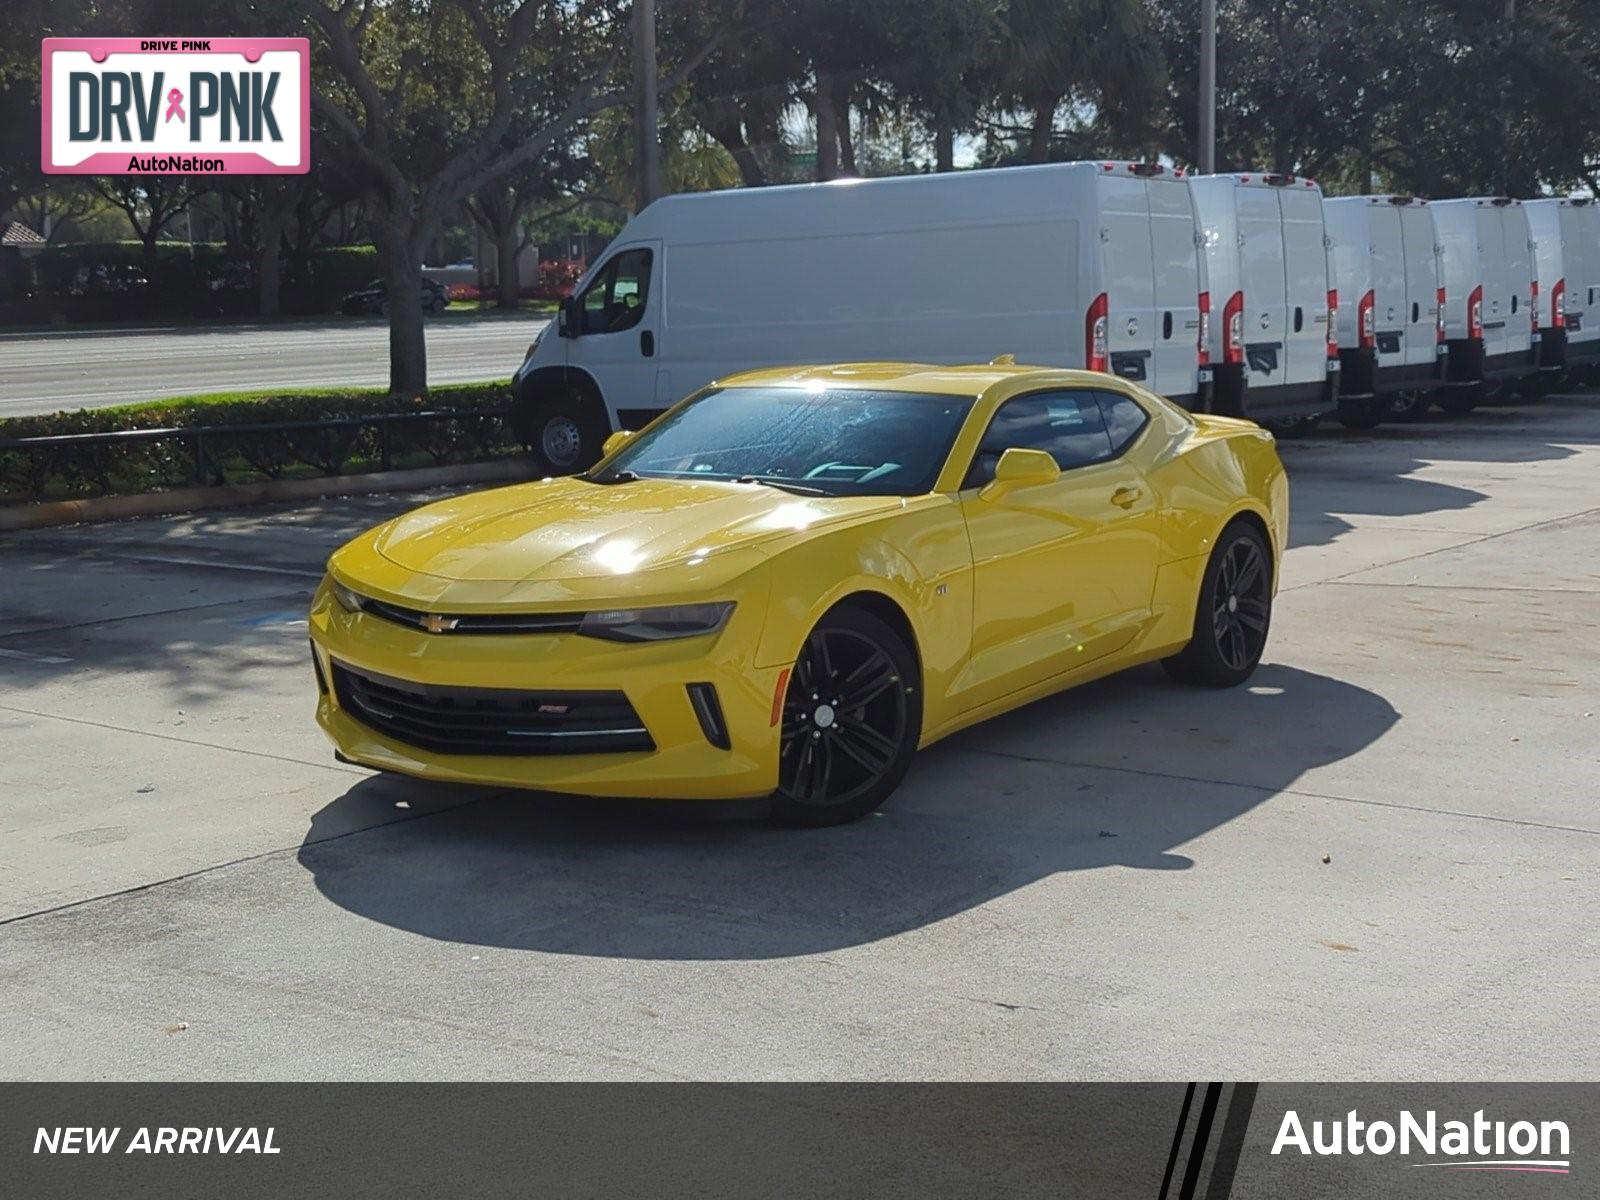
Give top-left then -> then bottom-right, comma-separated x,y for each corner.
557,296 -> 580,338
980,447 -> 1060,500
601,430 -> 633,458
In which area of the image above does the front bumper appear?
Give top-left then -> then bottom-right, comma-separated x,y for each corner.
309,581 -> 787,800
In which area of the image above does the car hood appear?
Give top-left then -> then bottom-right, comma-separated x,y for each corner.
370,476 -> 904,584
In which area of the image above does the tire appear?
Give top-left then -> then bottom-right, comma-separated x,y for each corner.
379,299 -> 391,318
769,606 -> 922,828
519,386 -> 610,475
1162,520 -> 1273,688
1435,387 -> 1479,416
1337,398 -> 1383,431
430,295 -> 447,313
1386,389 -> 1433,421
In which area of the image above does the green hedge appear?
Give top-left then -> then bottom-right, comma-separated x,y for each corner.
0,382 -> 526,503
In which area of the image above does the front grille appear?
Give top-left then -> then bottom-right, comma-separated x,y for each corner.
332,661 -> 653,756
361,596 -> 584,635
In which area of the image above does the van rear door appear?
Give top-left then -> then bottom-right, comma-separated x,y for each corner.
1369,205 -> 1406,368
1147,178 -> 1203,402
1398,204 -> 1441,369
1098,174 -> 1157,386
1279,185 -> 1329,387
1476,206 -> 1511,360
1566,203 -> 1600,348
1236,184 -> 1288,390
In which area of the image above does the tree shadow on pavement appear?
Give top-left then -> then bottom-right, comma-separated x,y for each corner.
1281,392 -> 1600,549
297,662 -> 1399,961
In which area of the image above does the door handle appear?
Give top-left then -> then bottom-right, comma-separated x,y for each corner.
1111,486 -> 1142,509
640,330 -> 655,357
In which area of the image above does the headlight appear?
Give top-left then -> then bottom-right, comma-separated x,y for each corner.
523,324 -> 548,363
578,602 -> 734,642
329,578 -> 367,613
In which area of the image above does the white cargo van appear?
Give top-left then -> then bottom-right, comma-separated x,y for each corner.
1323,196 -> 1449,424
1525,197 -> 1600,384
1430,197 -> 1540,402
512,161 -> 1212,473
1186,173 -> 1339,428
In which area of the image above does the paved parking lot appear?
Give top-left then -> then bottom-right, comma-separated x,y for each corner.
1,395 -> 1596,1080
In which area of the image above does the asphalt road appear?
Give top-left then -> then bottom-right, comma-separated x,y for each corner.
1,395 -> 1597,1080
0,316 -> 547,416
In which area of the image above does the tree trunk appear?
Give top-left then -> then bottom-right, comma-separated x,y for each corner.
933,113 -> 955,172
814,74 -> 839,181
258,209 -> 286,316
698,100 -> 769,186
377,220 -> 428,396
496,227 -> 520,309
1028,98 -> 1057,163
832,77 -> 856,175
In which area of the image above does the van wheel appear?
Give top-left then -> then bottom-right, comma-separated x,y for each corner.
519,387 -> 609,475
1337,398 -> 1383,431
1435,387 -> 1479,416
1387,389 -> 1433,421
1162,520 -> 1273,688
770,607 -> 921,828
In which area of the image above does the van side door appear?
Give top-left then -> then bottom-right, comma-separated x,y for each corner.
564,240 -> 665,427
953,388 -> 1161,711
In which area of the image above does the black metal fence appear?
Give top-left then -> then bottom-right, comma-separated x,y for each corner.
0,407 -> 527,503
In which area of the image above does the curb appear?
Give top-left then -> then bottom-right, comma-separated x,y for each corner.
0,458 -> 537,532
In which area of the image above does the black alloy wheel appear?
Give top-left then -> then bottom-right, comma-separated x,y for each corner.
1162,521 -> 1273,688
772,607 -> 920,827
1211,536 -> 1271,672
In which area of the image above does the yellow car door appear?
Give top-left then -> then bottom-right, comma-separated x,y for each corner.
952,387 -> 1161,711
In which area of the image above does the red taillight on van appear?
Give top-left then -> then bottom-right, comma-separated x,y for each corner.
1552,277 -> 1566,329
1530,279 -> 1539,332
1197,291 -> 1211,365
1436,286 -> 1447,343
1467,284 -> 1484,341
1357,288 -> 1375,350
1086,292 -> 1109,373
1222,290 -> 1244,365
1326,289 -> 1339,358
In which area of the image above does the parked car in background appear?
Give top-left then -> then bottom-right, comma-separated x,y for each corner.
341,276 -> 449,316
512,161 -> 1214,475
1187,173 -> 1339,431
1431,197 -> 1542,403
1323,195 -> 1449,424
1525,197 -> 1600,386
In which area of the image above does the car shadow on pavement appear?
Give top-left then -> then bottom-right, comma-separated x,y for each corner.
297,662 -> 1399,961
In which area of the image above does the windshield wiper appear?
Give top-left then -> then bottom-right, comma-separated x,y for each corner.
734,475 -> 829,496
584,469 -> 641,485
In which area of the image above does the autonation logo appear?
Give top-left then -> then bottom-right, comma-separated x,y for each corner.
1272,1108 -> 1571,1175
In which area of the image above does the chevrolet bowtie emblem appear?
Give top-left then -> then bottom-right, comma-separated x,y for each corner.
421,614 -> 459,633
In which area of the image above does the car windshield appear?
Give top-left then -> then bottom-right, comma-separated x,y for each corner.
592,386 -> 975,496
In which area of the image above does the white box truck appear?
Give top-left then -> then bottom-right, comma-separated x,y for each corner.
512,162 -> 1213,474
1525,197 -> 1600,385
1186,173 -> 1339,429
1323,195 -> 1450,424
1430,197 -> 1541,403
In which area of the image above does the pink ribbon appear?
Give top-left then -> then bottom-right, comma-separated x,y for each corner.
164,88 -> 185,123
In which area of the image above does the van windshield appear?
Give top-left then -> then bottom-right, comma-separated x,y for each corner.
590,386 -> 975,496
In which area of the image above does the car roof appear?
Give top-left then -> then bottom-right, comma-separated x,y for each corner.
711,361 -> 1118,397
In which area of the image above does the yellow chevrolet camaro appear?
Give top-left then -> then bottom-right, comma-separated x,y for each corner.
310,362 -> 1288,825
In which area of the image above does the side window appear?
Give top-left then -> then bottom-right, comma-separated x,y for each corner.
1097,390 -> 1150,456
578,248 -> 652,335
963,390 -> 1113,488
